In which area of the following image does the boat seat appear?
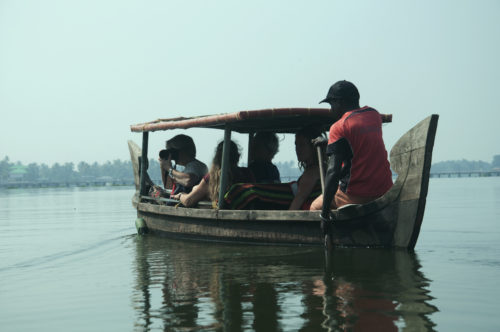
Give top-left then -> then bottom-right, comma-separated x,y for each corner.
333,176 -> 403,221
333,197 -> 391,221
337,203 -> 361,210
335,201 -> 379,221
197,200 -> 213,209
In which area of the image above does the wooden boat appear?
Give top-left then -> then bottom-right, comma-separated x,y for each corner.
128,108 -> 438,249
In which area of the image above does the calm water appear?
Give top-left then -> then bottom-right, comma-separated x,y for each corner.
1,178 -> 499,331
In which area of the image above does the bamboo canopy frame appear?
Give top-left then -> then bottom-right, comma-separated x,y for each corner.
130,108 -> 392,133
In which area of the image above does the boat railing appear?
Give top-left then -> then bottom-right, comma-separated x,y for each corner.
139,195 -> 214,209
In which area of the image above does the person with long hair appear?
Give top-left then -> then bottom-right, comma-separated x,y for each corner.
171,140 -> 254,207
224,126 -> 323,210
289,127 -> 323,210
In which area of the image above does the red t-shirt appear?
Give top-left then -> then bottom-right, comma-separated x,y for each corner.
327,106 -> 393,197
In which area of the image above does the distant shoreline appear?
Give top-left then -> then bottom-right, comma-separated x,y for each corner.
2,171 -> 500,190
429,170 -> 500,178
0,180 -> 136,189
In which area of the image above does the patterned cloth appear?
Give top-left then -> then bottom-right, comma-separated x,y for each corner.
224,181 -> 322,210
148,185 -> 169,198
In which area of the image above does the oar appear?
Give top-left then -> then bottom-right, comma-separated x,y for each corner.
316,144 -> 333,250
316,145 -> 326,195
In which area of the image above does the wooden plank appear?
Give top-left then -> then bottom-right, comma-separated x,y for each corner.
140,211 -> 324,244
139,132 -> 149,196
218,127 -> 231,209
128,140 -> 141,191
138,202 -> 320,222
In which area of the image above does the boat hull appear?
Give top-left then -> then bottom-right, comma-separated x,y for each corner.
134,196 -> 398,247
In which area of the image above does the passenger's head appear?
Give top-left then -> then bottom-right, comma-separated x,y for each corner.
212,140 -> 241,169
320,80 -> 360,117
295,126 -> 324,169
251,132 -> 279,162
166,134 -> 196,160
208,140 -> 241,202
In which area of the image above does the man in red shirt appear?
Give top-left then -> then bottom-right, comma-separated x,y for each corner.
310,81 -> 393,222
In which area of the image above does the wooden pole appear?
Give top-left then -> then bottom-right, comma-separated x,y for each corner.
218,126 -> 232,209
316,145 -> 326,195
139,132 -> 149,196
319,144 -> 332,251
247,132 -> 255,166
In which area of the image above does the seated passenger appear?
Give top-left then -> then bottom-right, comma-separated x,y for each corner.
248,132 -> 281,183
289,126 -> 323,209
224,127 -> 323,210
159,134 -> 208,195
171,140 -> 255,208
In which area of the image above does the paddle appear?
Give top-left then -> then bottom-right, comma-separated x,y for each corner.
316,145 -> 326,195
314,140 -> 334,250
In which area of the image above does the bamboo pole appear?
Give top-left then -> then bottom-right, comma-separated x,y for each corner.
247,132 -> 255,166
139,132 -> 149,196
218,127 -> 232,209
316,145 -> 325,195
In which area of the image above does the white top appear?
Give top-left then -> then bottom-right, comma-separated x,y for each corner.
177,159 -> 208,182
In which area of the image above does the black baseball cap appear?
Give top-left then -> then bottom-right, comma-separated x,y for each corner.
319,80 -> 360,104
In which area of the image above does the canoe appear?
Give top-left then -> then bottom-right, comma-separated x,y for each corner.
129,108 -> 438,249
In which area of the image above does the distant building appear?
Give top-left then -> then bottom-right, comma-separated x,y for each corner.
9,165 -> 27,181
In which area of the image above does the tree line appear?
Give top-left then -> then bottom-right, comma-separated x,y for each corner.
0,156 -> 304,184
0,157 -> 159,183
430,155 -> 500,173
1,155 -> 498,184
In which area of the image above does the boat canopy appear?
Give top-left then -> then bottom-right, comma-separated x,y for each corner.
130,108 -> 392,134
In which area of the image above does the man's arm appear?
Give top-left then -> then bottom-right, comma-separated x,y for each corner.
159,156 -> 200,189
289,167 -> 319,210
171,178 -> 209,207
322,138 -> 352,216
168,169 -> 200,188
322,153 -> 342,215
160,158 -> 173,189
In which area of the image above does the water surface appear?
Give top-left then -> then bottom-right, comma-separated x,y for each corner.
1,178 -> 499,331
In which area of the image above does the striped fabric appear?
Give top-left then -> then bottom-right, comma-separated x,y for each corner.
224,181 -> 322,210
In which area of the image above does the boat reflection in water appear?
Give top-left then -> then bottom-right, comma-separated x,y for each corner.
132,236 -> 438,331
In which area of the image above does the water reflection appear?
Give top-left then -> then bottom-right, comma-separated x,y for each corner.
132,237 -> 437,331
322,250 -> 438,331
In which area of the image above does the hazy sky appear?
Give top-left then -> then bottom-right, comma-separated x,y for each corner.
1,0 -> 499,167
